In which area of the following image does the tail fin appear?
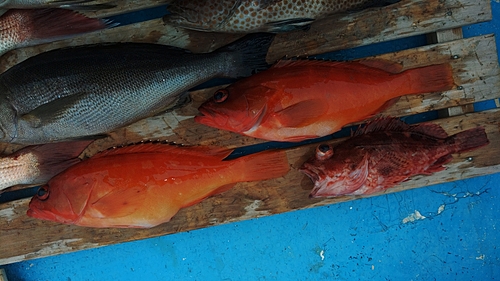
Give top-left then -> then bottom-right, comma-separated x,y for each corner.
448,127 -> 490,153
217,33 -> 275,78
7,8 -> 111,50
406,63 -> 455,94
238,150 -> 290,182
30,140 -> 93,183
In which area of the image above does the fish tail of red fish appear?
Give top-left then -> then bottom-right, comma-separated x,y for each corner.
236,150 -> 290,182
28,140 -> 93,183
404,63 -> 455,94
447,126 -> 490,153
4,9 -> 109,47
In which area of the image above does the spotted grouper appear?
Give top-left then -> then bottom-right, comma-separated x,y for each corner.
163,0 -> 401,33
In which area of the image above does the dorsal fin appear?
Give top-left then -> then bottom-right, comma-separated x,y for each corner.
92,142 -> 233,159
271,58 -> 402,74
271,59 -> 338,69
354,117 -> 449,139
357,59 -> 403,74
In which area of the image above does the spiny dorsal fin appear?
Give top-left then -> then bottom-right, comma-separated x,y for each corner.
93,141 -> 233,159
354,117 -> 449,139
271,58 -> 402,74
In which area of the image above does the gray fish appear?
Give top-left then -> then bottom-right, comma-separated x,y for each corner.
164,0 -> 401,33
0,0 -> 114,10
0,33 -> 275,145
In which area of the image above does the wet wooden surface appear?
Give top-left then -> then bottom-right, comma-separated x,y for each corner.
1,109 -> 498,265
0,0 -> 499,266
0,0 -> 492,73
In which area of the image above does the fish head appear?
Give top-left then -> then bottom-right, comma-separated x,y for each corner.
300,144 -> 369,198
27,173 -> 95,224
195,83 -> 274,134
164,0 -> 236,32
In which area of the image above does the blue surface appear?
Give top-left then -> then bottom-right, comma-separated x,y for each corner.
2,1 -> 500,280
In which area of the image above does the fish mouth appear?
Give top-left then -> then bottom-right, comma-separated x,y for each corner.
299,165 -> 319,183
195,107 -> 229,129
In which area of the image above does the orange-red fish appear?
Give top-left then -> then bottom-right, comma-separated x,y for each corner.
27,143 -> 290,228
195,60 -> 456,142
0,9 -> 110,56
0,141 -> 91,191
300,118 -> 489,198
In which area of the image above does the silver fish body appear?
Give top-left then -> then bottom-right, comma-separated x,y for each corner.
164,0 -> 400,33
0,34 -> 274,144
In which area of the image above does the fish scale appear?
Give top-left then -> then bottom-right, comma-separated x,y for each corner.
0,33 -> 275,144
300,118 -> 490,198
165,0 -> 399,33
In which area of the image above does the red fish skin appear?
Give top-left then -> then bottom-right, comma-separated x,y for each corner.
27,143 -> 289,228
299,118 -> 489,198
195,60 -> 455,142
0,9 -> 109,56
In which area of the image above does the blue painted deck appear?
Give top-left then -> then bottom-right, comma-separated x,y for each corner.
1,2 -> 500,280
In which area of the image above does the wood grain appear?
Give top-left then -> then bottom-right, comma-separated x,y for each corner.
0,0 -> 492,73
1,109 -> 499,265
0,0 -> 498,266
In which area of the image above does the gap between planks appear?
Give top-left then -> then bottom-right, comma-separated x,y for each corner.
0,0 -> 492,73
0,108 -> 499,265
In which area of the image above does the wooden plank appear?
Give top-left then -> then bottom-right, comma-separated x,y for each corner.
427,28 -> 476,117
83,1 -> 168,18
81,34 -> 500,154
0,0 -> 492,73
0,108 -> 499,265
0,34 -> 497,154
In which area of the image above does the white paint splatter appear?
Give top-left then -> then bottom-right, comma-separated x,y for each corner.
319,250 -> 325,261
437,205 -> 445,214
223,200 -> 271,223
0,207 -> 15,222
402,210 -> 426,223
476,254 -> 485,260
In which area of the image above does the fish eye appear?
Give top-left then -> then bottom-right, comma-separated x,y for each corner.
36,186 -> 50,201
315,144 -> 333,160
213,89 -> 229,103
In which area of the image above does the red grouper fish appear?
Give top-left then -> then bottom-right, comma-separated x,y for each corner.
0,8 -> 110,56
195,59 -> 456,142
27,143 -> 290,228
299,117 -> 490,198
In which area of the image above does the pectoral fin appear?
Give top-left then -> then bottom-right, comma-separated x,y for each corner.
274,99 -> 329,128
21,93 -> 89,128
266,18 -> 314,32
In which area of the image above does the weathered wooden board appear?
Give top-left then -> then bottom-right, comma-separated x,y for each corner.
0,0 -> 498,267
0,33 -> 498,173
0,108 -> 498,265
0,0 -> 491,73
83,0 -> 168,18
77,34 -> 500,155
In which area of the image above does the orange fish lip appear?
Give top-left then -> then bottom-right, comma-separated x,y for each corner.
195,107 -> 229,129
